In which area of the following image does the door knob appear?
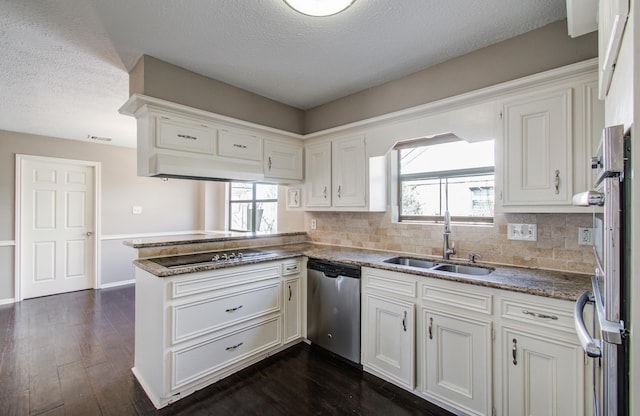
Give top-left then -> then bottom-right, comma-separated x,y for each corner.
86,232 -> 93,237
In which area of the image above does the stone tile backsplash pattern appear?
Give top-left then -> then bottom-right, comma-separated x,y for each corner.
305,212 -> 596,274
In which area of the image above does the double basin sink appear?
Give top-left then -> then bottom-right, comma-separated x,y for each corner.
383,257 -> 493,276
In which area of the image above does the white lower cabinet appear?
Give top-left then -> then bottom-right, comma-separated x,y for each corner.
363,293 -> 415,389
283,277 -> 301,344
422,310 -> 492,416
502,328 -> 584,416
361,267 -> 589,416
133,259 -> 303,409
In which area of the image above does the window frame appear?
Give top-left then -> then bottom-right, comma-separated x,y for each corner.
397,144 -> 495,225
228,182 -> 278,232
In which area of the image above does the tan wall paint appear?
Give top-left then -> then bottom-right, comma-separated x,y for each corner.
131,55 -> 306,134
304,20 -> 598,133
305,211 -> 596,274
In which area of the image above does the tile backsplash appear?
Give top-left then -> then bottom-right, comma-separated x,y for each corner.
305,211 -> 595,274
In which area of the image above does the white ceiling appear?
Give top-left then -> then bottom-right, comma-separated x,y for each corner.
0,0 -> 568,148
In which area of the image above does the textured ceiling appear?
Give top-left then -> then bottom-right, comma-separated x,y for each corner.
0,0 -> 567,148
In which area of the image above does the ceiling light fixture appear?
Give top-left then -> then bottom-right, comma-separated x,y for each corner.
283,0 -> 355,17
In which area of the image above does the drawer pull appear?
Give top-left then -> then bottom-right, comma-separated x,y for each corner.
225,342 -> 244,352
177,134 -> 198,140
285,265 -> 298,272
522,310 -> 558,320
512,338 -> 518,365
225,305 -> 244,313
232,143 -> 247,149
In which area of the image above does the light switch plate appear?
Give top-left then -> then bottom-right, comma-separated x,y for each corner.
507,223 -> 537,241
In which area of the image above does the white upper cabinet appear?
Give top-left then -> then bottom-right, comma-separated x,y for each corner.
263,139 -> 303,181
217,128 -> 263,161
502,88 -> 572,207
156,114 -> 216,155
598,0 -> 629,99
303,135 -> 386,211
332,135 -> 366,207
304,141 -> 332,207
498,71 -> 604,213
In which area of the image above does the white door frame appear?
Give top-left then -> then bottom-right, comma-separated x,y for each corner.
14,154 -> 101,302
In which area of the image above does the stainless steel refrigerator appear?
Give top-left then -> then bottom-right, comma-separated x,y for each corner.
574,124 -> 629,416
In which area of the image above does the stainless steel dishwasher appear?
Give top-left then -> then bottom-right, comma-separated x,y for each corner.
307,259 -> 361,364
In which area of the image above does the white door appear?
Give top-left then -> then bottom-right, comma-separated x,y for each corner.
19,156 -> 97,299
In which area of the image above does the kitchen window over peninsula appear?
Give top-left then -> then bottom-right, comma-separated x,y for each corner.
229,182 -> 278,232
396,134 -> 495,224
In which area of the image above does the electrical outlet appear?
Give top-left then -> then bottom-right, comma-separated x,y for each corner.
579,227 -> 594,245
132,206 -> 142,215
507,223 -> 537,241
311,219 -> 317,230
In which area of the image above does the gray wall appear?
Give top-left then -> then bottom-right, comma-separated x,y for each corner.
304,20 -> 598,133
130,55 -> 306,134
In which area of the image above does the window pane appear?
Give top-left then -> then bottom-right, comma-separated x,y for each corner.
400,140 -> 494,175
256,183 -> 278,200
230,183 -> 253,201
230,202 -> 252,231
255,202 -> 278,232
446,175 -> 494,217
401,179 -> 443,216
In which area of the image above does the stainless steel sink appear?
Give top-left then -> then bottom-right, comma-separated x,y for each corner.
383,257 -> 437,268
431,263 -> 492,276
383,256 -> 493,276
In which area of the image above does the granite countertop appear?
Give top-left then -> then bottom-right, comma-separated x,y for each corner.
133,242 -> 592,301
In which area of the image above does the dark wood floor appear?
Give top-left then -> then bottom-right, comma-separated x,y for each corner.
0,285 -> 454,416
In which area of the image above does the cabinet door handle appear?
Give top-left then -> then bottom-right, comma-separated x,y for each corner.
554,169 -> 560,194
402,311 -> 407,332
428,317 -> 433,339
522,309 -> 558,320
288,285 -> 292,301
177,134 -> 197,140
225,305 -> 243,313
225,342 -> 244,351
323,186 -> 327,199
337,185 -> 342,199
268,156 -> 272,170
512,338 -> 518,365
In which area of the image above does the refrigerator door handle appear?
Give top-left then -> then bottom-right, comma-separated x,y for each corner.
574,290 -> 602,357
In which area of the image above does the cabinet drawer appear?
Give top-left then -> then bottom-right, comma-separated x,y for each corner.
171,282 -> 281,344
364,268 -> 417,298
500,297 -> 575,333
170,316 -> 281,391
218,129 -> 262,161
171,264 -> 281,299
156,115 -> 215,155
421,280 -> 492,315
282,260 -> 301,276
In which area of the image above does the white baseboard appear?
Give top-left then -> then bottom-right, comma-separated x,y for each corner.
0,297 -> 16,305
100,279 -> 135,289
